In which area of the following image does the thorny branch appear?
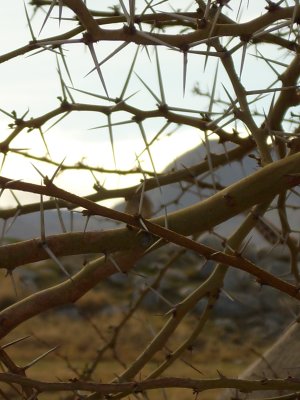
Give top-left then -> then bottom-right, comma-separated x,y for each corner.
1,1 -> 300,399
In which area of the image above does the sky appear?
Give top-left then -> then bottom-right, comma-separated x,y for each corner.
0,1 -> 292,208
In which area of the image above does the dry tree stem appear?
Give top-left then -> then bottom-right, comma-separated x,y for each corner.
1,1 -> 300,398
1,149 -> 300,269
1,373 -> 300,395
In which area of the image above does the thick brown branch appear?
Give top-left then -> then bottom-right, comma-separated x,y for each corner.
1,149 -> 300,269
1,373 -> 300,394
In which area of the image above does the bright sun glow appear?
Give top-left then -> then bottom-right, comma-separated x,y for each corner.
0,125 -> 202,208
0,0 -> 253,211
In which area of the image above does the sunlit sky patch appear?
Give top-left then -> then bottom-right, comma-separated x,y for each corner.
0,1 -> 295,209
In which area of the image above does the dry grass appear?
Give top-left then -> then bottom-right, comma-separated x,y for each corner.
0,266 -> 270,399
1,298 -> 267,400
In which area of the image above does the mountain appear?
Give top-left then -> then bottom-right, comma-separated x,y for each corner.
1,209 -> 115,240
117,140 -> 300,248
2,141 -> 299,248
